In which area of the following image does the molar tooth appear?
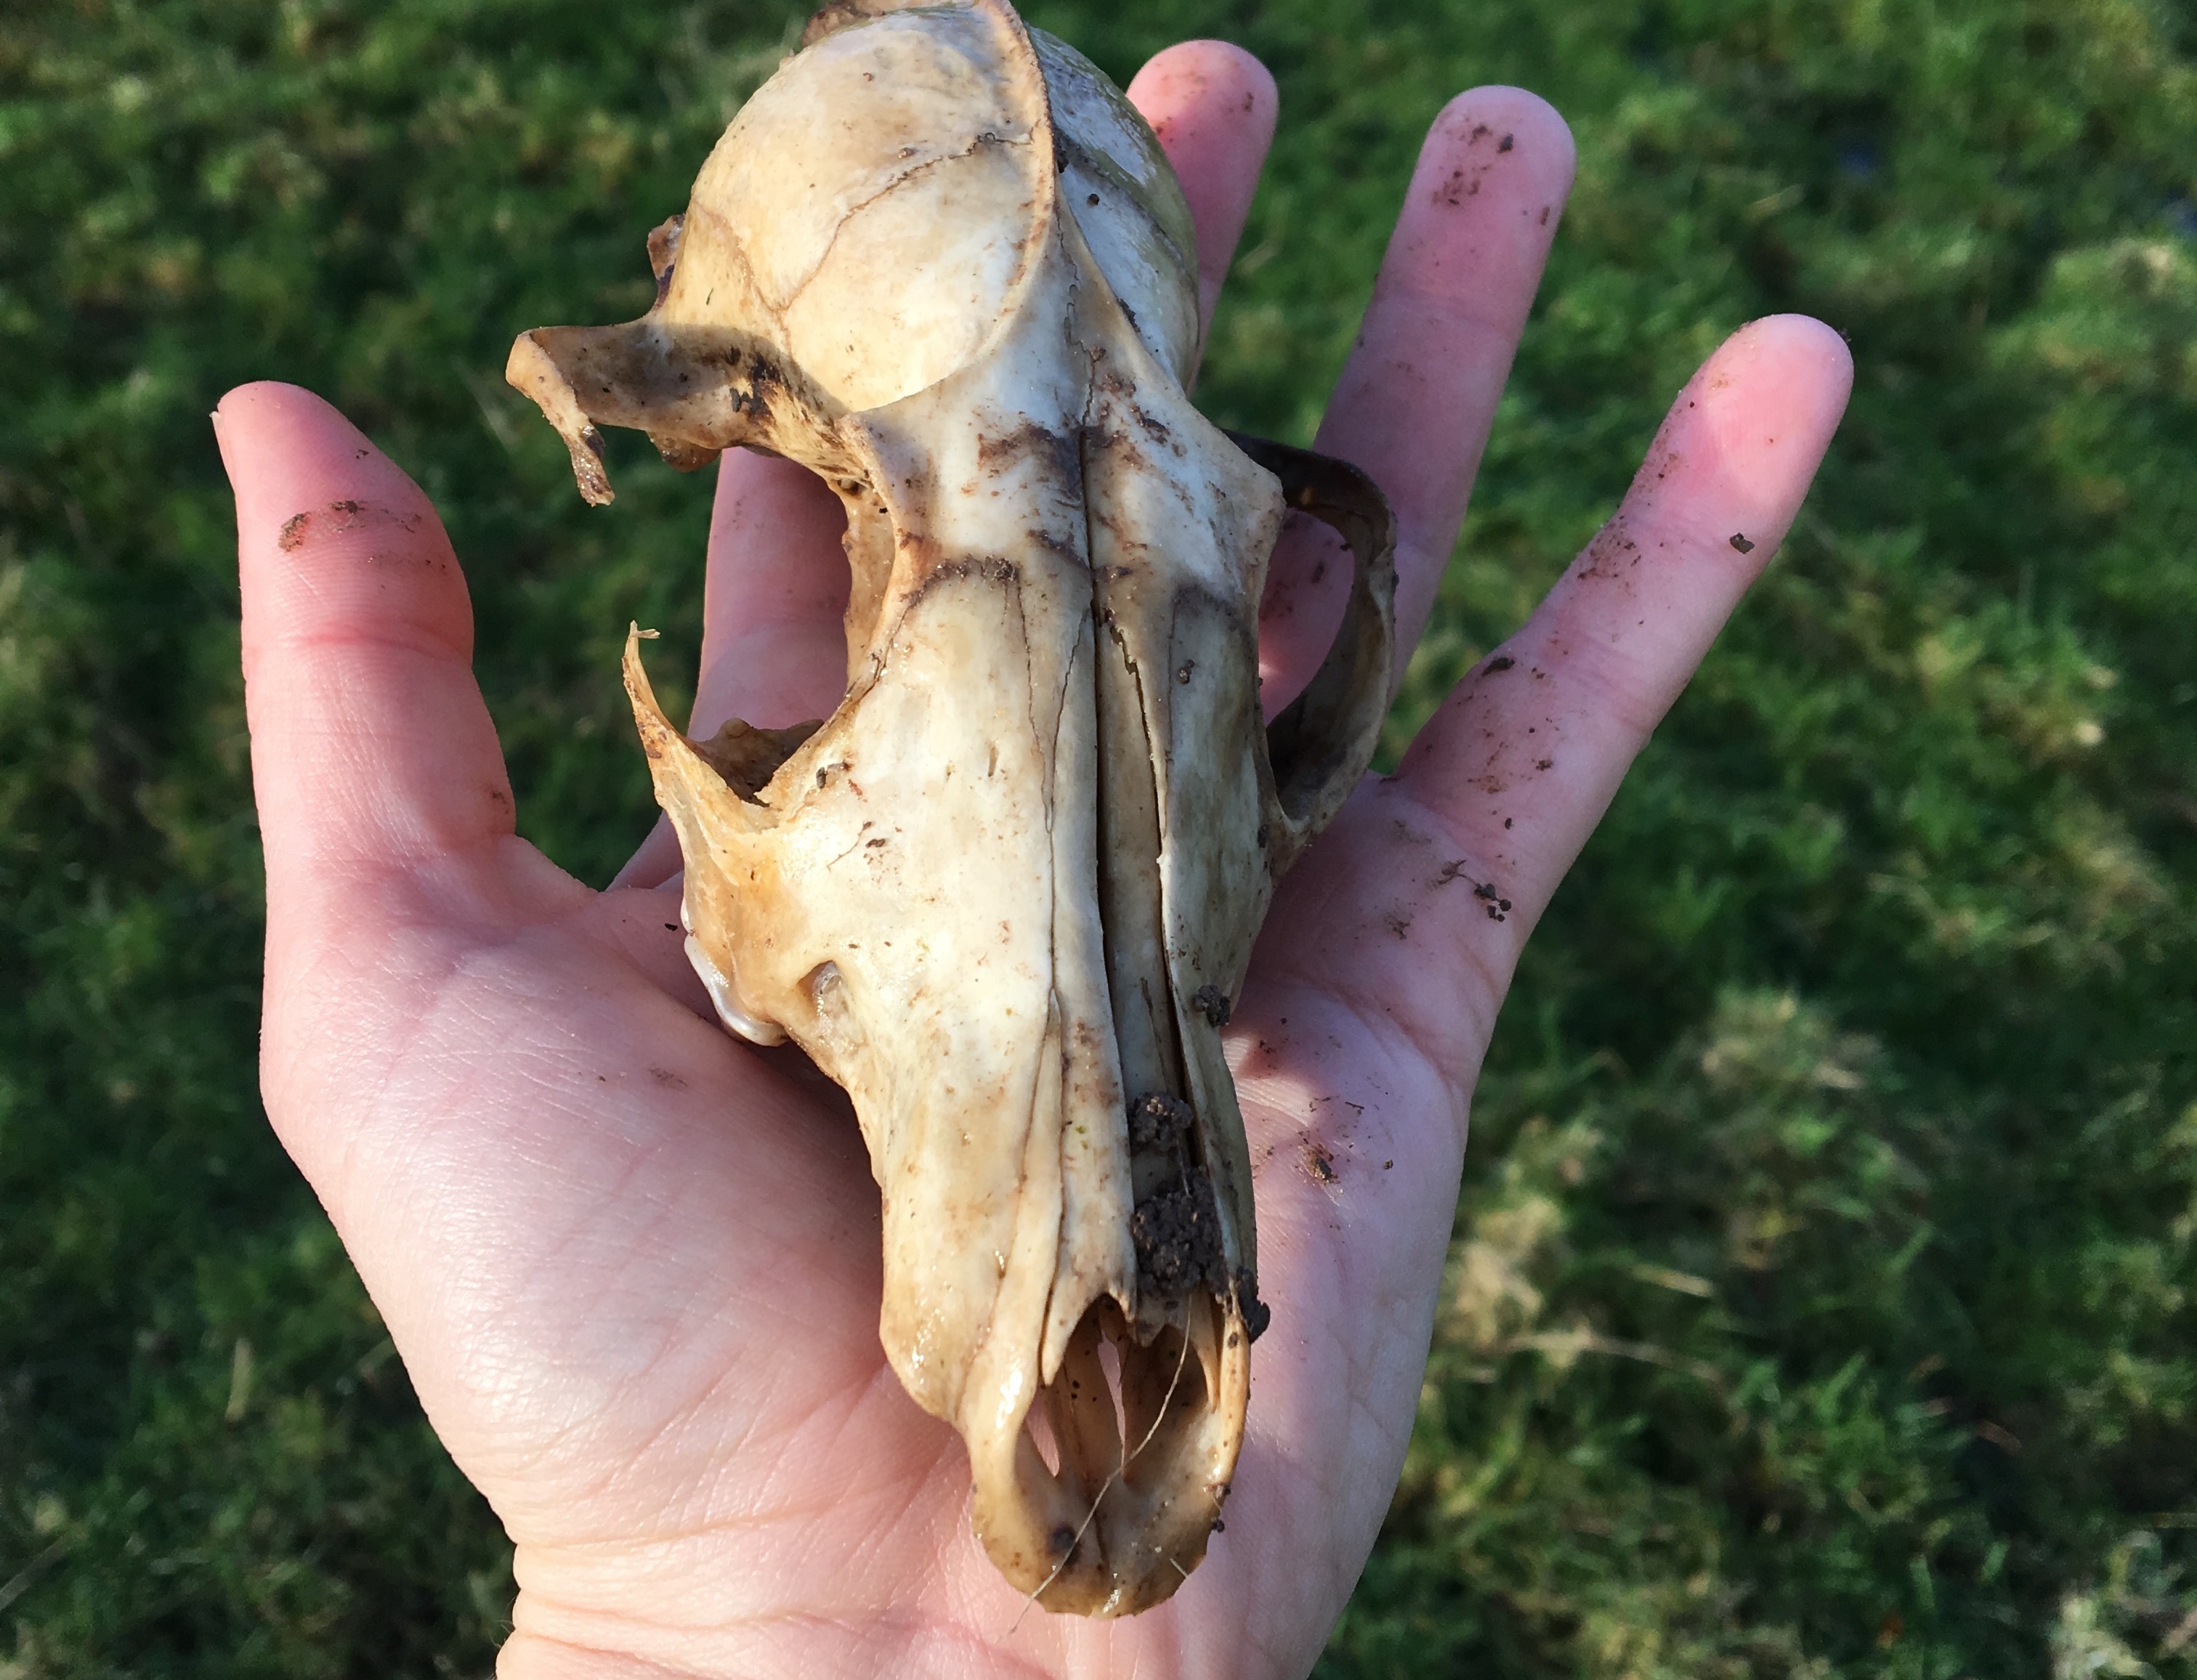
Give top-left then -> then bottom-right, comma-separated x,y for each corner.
513,0 -> 1394,1615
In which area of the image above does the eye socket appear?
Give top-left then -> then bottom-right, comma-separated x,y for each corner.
687,453 -> 862,737
1224,431 -> 1399,875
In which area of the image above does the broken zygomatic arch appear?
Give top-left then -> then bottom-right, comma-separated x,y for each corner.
508,0 -> 1396,1615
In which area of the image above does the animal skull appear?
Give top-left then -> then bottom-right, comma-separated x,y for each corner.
507,0 -> 1395,1615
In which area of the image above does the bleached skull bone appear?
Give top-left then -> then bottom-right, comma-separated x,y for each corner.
508,0 -> 1395,1615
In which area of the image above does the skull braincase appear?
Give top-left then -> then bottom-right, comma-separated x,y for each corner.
508,0 -> 1394,1616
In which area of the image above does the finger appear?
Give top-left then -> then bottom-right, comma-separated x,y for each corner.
1260,89 -> 1575,708
610,443 -> 851,889
1390,315 -> 1854,949
687,453 -> 853,740
219,382 -> 522,917
1126,40 -> 1279,358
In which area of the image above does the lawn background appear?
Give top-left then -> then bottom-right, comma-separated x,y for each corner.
4,0 -> 2195,1673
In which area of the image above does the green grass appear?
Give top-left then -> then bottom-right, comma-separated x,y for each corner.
3,0 -> 2193,1672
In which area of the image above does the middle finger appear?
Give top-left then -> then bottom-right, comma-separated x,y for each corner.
1258,87 -> 1577,710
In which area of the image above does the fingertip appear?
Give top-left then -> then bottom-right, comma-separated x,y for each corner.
1416,86 -> 1577,207
216,380 -> 368,471
1128,40 -> 1278,324
1715,314 -> 1855,402
1128,40 -> 1278,151
218,382 -> 436,556
1755,313 -> 1856,429
1672,315 -> 1854,543
224,384 -> 468,678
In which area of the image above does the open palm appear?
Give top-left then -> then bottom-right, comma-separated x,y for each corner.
217,42 -> 1850,1679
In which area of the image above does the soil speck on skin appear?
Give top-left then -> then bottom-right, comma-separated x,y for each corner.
1730,532 -> 1757,553
1435,167 -> 1484,206
1192,984 -> 1231,1027
1305,1144 -> 1338,1185
1498,133 -> 1514,152
276,500 -> 424,552
649,1066 -> 687,1089
1485,654 -> 1515,673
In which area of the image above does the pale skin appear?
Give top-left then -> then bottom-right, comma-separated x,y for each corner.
217,40 -> 1852,1680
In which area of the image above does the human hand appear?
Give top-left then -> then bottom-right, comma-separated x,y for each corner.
217,38 -> 1850,1679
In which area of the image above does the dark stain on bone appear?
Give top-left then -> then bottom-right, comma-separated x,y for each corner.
901,553 -> 1021,609
1024,524 -> 1080,563
976,421 -> 1080,486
